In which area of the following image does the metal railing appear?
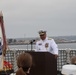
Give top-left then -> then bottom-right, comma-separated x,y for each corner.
4,49 -> 76,72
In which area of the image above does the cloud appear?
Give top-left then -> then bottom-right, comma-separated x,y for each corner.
0,0 -> 76,38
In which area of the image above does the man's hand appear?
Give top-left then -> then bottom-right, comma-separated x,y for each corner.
54,54 -> 58,58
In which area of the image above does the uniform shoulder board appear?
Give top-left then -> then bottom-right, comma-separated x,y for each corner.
48,38 -> 52,40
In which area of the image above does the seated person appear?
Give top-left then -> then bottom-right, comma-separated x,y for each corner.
61,56 -> 76,75
10,53 -> 32,75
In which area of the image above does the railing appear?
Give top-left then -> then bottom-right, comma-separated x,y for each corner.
4,49 -> 76,72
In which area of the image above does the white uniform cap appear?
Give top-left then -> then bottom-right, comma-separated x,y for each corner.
10,73 -> 16,75
38,30 -> 46,35
61,64 -> 76,75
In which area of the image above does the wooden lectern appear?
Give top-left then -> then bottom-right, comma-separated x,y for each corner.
26,52 -> 57,75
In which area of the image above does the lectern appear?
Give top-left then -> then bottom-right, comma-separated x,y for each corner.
26,52 -> 57,75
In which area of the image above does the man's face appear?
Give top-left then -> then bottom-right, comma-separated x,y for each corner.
40,33 -> 46,40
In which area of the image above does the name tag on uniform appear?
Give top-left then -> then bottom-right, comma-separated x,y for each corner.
38,43 -> 42,45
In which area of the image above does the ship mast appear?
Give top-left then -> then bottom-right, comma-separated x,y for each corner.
0,11 -> 7,55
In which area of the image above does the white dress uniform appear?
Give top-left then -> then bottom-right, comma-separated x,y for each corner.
35,37 -> 58,55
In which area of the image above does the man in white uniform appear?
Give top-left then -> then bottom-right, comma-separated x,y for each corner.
35,30 -> 58,58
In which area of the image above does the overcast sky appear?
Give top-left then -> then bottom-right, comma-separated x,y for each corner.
0,0 -> 76,38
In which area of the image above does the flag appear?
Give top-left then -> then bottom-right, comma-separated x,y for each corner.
0,11 -> 6,70
0,11 -> 7,56
0,38 -> 3,70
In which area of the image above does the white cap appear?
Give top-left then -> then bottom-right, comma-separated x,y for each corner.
0,11 -> 3,16
61,64 -> 76,75
10,73 -> 16,75
38,30 -> 46,35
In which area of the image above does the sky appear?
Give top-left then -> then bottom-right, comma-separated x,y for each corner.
0,0 -> 76,38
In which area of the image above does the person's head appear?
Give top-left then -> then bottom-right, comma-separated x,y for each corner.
71,56 -> 76,65
38,30 -> 47,40
16,53 -> 32,75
